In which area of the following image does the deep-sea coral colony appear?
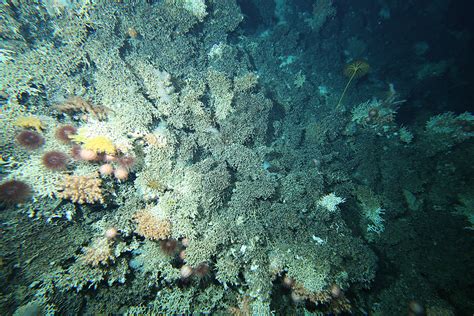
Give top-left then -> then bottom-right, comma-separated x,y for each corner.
134,208 -> 172,241
56,174 -> 104,204
0,1 -> 404,314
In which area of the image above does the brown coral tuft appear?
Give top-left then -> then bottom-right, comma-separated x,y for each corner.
54,96 -> 110,120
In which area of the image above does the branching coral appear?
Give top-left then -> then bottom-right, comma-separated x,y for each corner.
317,193 -> 345,213
80,237 -> 114,267
134,208 -> 172,240
56,174 -> 104,204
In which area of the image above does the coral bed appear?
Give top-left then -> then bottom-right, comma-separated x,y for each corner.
0,0 -> 472,315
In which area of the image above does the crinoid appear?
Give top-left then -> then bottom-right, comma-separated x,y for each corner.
336,60 -> 370,109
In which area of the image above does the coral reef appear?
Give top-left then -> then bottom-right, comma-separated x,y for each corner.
1,1 -> 472,315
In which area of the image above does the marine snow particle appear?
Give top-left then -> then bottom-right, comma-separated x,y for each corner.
408,301 -> 425,316
181,237 -> 189,247
0,180 -> 31,204
16,130 -> 44,150
330,284 -> 341,298
127,27 -> 139,38
368,108 -> 379,118
42,151 -> 69,171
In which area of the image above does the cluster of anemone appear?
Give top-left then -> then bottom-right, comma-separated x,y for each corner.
65,131 -> 136,181
96,154 -> 136,181
15,125 -> 75,171
11,125 -> 75,204
12,118 -> 136,207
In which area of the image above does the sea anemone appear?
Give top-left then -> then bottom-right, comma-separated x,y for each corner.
180,265 -> 193,279
79,149 -> 97,161
118,155 -> 135,170
70,145 -> 82,160
42,151 -> 69,171
114,167 -> 129,181
99,164 -> 114,176
104,227 -> 119,240
55,125 -> 77,143
16,130 -> 44,150
0,180 -> 31,204
160,239 -> 178,256
194,262 -> 210,280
